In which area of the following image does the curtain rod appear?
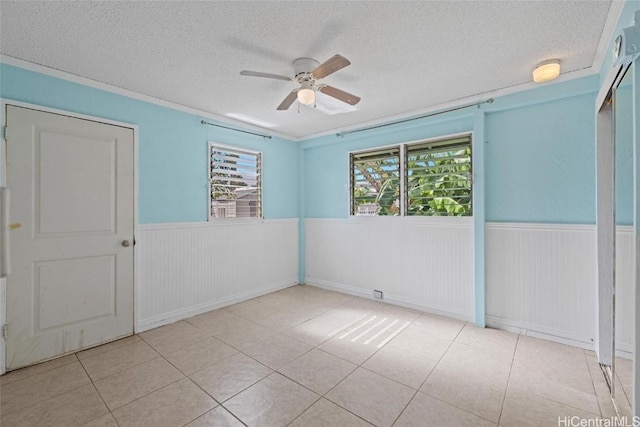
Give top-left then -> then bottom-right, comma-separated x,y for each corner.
201,120 -> 272,140
336,98 -> 494,138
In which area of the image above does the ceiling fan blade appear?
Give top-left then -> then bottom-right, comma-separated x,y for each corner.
240,70 -> 292,81
318,85 -> 361,105
311,54 -> 351,79
277,90 -> 299,110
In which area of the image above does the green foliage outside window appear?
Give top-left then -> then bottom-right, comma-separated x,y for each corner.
351,137 -> 471,216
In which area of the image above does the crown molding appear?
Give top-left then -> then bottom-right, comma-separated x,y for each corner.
592,0 -> 627,73
0,55 -> 296,142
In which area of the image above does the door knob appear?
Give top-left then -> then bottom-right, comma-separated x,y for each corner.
121,240 -> 131,247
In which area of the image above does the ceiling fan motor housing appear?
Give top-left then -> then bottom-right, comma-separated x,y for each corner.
293,57 -> 320,84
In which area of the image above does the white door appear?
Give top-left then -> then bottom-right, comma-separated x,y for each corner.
5,105 -> 134,370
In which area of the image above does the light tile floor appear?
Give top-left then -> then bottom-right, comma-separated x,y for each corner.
0,284 -> 633,426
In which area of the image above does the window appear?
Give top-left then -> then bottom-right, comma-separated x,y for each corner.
209,144 -> 262,219
350,147 -> 400,216
406,136 -> 472,216
350,134 -> 472,216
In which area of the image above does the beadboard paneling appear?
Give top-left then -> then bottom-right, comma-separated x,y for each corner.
486,223 -> 634,354
305,219 -> 634,354
136,219 -> 298,331
305,217 -> 474,320
615,229 -> 635,354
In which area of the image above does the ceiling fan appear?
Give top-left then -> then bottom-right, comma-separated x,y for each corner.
240,54 -> 361,111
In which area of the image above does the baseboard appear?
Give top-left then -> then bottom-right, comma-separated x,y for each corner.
487,314 -> 595,348
614,343 -> 633,360
487,315 -> 634,359
306,277 -> 473,322
135,279 -> 298,333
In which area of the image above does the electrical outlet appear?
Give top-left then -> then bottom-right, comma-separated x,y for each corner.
373,290 -> 384,299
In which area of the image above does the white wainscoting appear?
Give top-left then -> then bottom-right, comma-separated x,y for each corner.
305,217 -> 475,321
615,229 -> 635,355
136,219 -> 298,332
486,223 -> 634,356
305,218 -> 634,356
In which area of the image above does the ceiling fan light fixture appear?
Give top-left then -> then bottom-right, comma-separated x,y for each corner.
532,59 -> 560,83
297,87 -> 316,105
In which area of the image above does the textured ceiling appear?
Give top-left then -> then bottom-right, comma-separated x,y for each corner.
0,1 -> 613,139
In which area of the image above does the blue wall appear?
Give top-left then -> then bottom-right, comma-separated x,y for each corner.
300,75 -> 614,224
485,92 -> 596,224
0,63 -> 298,223
1,59 -> 635,226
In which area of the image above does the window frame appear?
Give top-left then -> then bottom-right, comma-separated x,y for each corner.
208,142 -> 263,222
349,132 -> 473,218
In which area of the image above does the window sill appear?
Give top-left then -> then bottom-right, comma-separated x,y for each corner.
346,215 -> 474,226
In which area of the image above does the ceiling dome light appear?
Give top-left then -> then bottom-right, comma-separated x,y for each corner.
297,88 -> 315,105
532,59 -> 561,83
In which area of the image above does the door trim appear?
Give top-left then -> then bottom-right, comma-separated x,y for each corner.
0,99 -> 139,375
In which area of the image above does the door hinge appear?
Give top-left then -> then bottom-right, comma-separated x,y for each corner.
2,126 -> 7,140
2,324 -> 7,340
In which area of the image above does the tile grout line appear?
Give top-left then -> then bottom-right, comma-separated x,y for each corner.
4,342 -> 158,426
0,354 -> 79,387
177,296 -> 340,420
0,379 -> 97,423
0,357 -> 105,420
416,321 -> 467,389
265,300 -> 412,425
116,331 -> 262,426
209,405 -> 249,427
283,394 -> 372,427
215,289 -> 361,425
76,354 -> 123,427
318,311 -> 430,426
583,348 -> 608,419
100,334 -> 205,415
416,328 -> 519,426
107,375 -> 186,418
279,392 -> 323,427
79,340 -> 163,382
145,339 -> 228,427
612,363 -> 634,409
524,346 -> 605,416
388,321 -> 469,426
229,290 -> 357,327
200,294 -> 363,352
505,338 -> 603,421
75,336 -> 143,363
511,385 -> 603,420
280,360 -> 373,427
496,333 -> 520,426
